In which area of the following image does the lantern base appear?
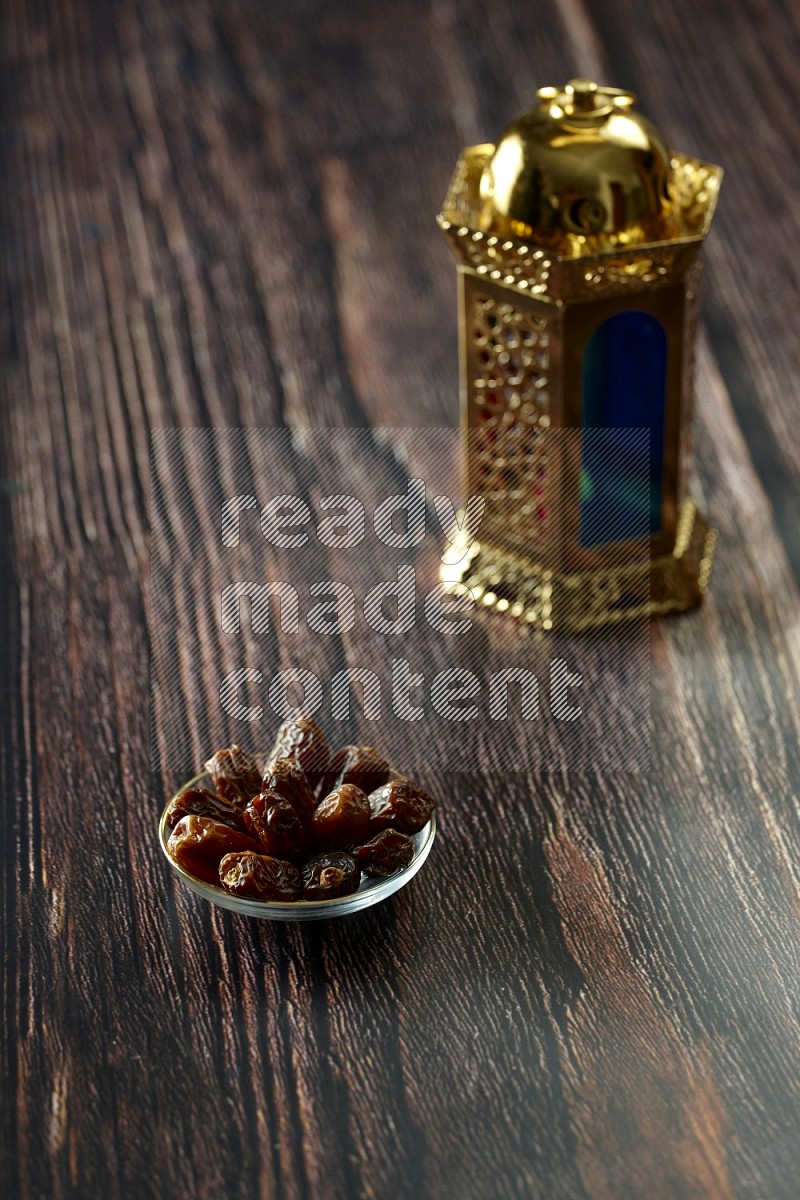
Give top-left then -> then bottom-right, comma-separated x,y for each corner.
440,498 -> 716,633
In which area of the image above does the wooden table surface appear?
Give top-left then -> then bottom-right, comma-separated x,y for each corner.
2,1 -> 799,1197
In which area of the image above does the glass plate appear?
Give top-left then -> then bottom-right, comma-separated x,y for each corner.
158,767 -> 437,921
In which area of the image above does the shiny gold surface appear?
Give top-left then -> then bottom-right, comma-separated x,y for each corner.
437,81 -> 722,630
478,79 -> 676,255
457,268 -> 692,571
438,147 -> 721,301
440,500 -> 716,633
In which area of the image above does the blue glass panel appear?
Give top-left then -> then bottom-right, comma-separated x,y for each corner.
580,311 -> 667,548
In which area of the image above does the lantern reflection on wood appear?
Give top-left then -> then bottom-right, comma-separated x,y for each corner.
437,80 -> 722,631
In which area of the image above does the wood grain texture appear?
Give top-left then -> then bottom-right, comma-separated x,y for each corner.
1,1 -> 799,1198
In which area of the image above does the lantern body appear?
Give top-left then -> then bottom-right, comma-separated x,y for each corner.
438,83 -> 722,631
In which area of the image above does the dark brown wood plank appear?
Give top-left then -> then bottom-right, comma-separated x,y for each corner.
1,1 -> 799,1199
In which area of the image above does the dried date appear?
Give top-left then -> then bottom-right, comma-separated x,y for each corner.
311,784 -> 370,848
163,786 -> 248,834
167,815 -> 261,886
166,727 -> 436,903
302,851 -> 361,900
266,716 -> 329,789
219,852 -> 302,901
319,745 -> 391,798
260,757 -> 316,819
354,829 -> 415,877
367,778 -> 434,835
204,744 -> 262,809
244,793 -> 308,862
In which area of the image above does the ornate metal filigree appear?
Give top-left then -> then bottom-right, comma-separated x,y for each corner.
439,113 -> 720,630
438,149 -> 721,302
464,286 -> 553,558
442,501 -> 716,632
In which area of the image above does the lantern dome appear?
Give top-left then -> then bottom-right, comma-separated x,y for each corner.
478,79 -> 676,254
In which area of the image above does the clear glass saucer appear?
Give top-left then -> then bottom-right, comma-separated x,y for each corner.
158,767 -> 436,922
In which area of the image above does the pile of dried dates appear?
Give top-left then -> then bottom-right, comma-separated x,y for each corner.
164,716 -> 435,903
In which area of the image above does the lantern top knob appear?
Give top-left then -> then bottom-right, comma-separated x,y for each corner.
479,79 -> 676,254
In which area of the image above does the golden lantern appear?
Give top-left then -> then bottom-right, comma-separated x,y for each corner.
438,79 -> 722,631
